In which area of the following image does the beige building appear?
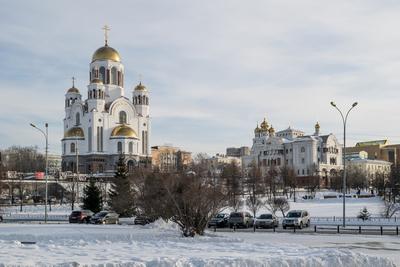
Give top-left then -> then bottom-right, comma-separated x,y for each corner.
346,139 -> 400,167
346,151 -> 392,184
151,145 -> 192,172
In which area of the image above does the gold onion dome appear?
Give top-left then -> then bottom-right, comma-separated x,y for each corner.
67,86 -> 79,93
269,125 -> 275,133
92,45 -> 121,62
260,118 -> 269,131
315,122 -> 320,129
91,78 -> 103,84
111,125 -> 138,138
64,127 -> 84,138
254,123 -> 261,133
134,82 -> 147,91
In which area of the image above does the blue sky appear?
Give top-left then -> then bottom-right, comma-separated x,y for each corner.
1,0 -> 400,155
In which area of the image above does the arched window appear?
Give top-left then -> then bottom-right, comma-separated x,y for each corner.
63,143 -> 66,154
134,96 -> 137,104
75,113 -> 80,125
129,142 -> 133,153
119,111 -> 127,124
117,142 -> 122,153
138,96 -> 142,104
111,67 -> 117,85
99,67 -> 106,84
117,71 -> 121,85
106,69 -> 110,84
70,143 -> 76,153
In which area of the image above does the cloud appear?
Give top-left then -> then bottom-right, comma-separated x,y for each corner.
1,0 -> 400,155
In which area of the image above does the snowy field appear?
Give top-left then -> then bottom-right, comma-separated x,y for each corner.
0,221 -> 398,266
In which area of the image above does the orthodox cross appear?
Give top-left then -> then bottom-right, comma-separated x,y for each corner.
102,25 -> 110,46
72,76 -> 75,87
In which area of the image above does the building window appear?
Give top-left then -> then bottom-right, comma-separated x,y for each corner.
75,113 -> 80,125
63,143 -> 66,154
301,147 -> 305,153
301,158 -> 305,164
88,127 -> 92,152
302,169 -> 305,175
117,142 -> 122,153
129,142 -> 133,153
119,111 -> 127,124
70,143 -> 75,153
99,67 -> 106,84
111,67 -> 117,85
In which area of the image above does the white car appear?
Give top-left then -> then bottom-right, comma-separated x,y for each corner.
254,214 -> 278,228
282,210 -> 310,229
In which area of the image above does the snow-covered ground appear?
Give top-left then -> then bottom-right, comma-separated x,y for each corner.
0,221 -> 397,266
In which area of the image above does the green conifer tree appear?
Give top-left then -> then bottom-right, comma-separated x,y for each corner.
81,178 -> 103,213
108,155 -> 136,217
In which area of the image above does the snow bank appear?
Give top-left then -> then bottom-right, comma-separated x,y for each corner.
0,223 -> 395,267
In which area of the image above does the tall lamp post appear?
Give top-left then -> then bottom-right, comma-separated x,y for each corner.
30,123 -> 49,223
330,101 -> 358,227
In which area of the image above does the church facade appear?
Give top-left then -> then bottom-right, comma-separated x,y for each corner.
242,118 -> 343,186
61,30 -> 151,174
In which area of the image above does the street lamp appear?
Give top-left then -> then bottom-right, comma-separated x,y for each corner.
30,123 -> 49,223
330,101 -> 358,227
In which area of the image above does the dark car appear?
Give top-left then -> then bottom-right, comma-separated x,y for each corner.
69,210 -> 93,223
90,211 -> 119,224
134,215 -> 156,225
208,213 -> 229,228
254,213 -> 278,228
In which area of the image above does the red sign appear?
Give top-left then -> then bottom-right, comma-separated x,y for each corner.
35,172 -> 45,180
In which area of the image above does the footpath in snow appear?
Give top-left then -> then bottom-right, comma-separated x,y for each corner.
0,221 -> 397,267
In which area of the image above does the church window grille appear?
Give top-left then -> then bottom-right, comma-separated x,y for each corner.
99,67 -> 106,84
117,142 -> 122,153
119,111 -> 127,124
70,143 -> 76,153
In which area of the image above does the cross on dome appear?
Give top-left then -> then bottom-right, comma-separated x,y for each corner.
102,24 -> 110,46
72,76 -> 75,87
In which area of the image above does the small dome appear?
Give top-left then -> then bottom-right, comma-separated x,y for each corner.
67,86 -> 80,94
315,122 -> 320,129
64,127 -> 84,138
111,125 -> 138,139
92,45 -> 121,62
134,82 -> 147,91
254,123 -> 261,133
91,78 -> 103,84
269,126 -> 275,133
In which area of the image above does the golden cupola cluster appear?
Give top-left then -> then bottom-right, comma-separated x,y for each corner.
254,117 -> 270,133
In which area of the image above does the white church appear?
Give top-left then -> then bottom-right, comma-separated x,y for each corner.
61,27 -> 151,174
242,118 -> 343,187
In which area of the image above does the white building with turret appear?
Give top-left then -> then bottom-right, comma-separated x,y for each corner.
242,118 -> 343,187
61,29 -> 151,174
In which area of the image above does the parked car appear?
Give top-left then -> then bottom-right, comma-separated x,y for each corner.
69,210 -> 94,223
282,210 -> 310,229
134,215 -> 156,225
208,213 -> 230,228
254,213 -> 278,228
90,211 -> 119,224
229,211 -> 254,228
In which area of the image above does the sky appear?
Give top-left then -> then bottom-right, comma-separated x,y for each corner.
1,0 -> 400,156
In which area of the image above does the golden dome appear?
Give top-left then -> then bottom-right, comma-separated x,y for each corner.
260,118 -> 269,131
315,122 -> 320,129
111,125 -> 138,138
269,125 -> 275,133
67,86 -> 80,93
134,82 -> 147,91
64,127 -> 84,138
91,78 -> 103,84
254,123 -> 261,133
92,45 -> 121,62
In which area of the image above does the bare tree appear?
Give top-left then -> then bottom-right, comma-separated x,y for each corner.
244,162 -> 264,217
266,197 -> 290,217
381,201 -> 400,218
221,162 -> 243,211
264,167 -> 279,200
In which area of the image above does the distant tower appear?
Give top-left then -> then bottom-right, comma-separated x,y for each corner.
65,77 -> 81,114
133,82 -> 150,117
314,122 -> 320,136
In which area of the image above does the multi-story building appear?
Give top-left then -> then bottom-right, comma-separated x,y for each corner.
226,147 -> 250,158
61,28 -> 151,174
243,118 -> 343,186
346,139 -> 400,167
346,151 -> 392,184
151,145 -> 192,172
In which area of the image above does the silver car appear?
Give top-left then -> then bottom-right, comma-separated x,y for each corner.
282,210 -> 310,229
255,213 -> 278,228
229,212 -> 254,228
